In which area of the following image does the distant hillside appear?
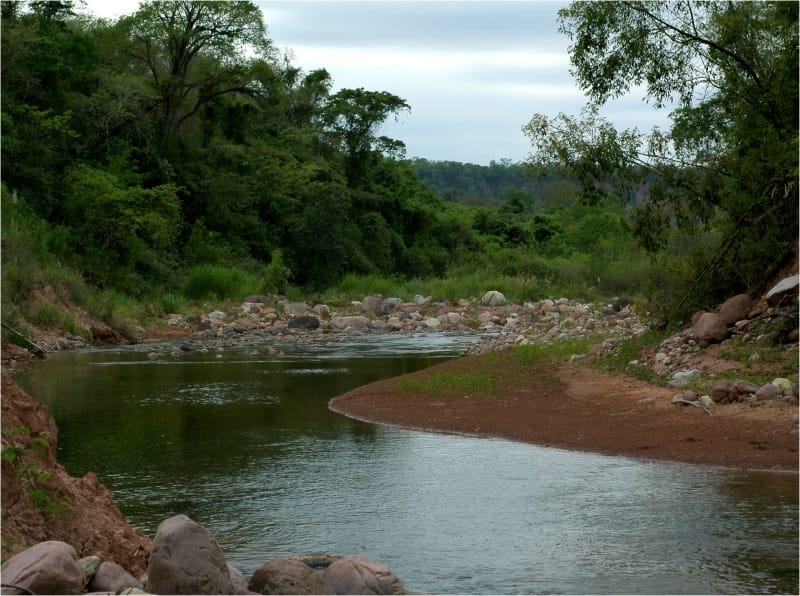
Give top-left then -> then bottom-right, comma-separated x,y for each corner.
408,158 -> 580,209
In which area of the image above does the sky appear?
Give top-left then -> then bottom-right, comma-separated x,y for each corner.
81,0 -> 672,165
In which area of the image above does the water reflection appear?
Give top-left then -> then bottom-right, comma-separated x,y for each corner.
16,335 -> 798,594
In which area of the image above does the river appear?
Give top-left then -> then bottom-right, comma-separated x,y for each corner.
16,334 -> 798,594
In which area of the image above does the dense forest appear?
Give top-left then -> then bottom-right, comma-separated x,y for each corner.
410,159 -> 579,208
1,1 -> 796,339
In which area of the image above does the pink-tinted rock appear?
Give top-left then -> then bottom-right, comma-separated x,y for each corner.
330,316 -> 370,331
691,311 -> 706,326
710,380 -> 739,403
146,514 -> 234,595
227,564 -> 250,594
755,383 -> 780,401
692,313 -> 729,343
248,559 -> 325,595
718,294 -> 753,325
323,556 -> 405,595
0,541 -> 85,595
734,381 -> 760,395
88,561 -> 143,593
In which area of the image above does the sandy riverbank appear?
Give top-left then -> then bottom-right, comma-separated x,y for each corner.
330,353 -> 799,471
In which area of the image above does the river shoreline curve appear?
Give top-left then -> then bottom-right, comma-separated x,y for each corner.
329,353 -> 799,472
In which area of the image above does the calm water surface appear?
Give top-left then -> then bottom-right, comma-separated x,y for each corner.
17,334 -> 799,594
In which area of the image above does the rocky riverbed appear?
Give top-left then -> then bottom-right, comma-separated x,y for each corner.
0,514 -> 405,595
10,278 -> 797,415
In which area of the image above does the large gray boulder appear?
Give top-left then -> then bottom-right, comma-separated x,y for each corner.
146,514 -> 234,595
718,294 -> 753,325
248,559 -> 326,595
331,316 -> 370,331
323,556 -> 405,595
361,295 -> 390,316
0,541 -> 85,595
284,302 -> 309,317
88,561 -> 143,593
692,312 -> 729,343
481,290 -> 506,306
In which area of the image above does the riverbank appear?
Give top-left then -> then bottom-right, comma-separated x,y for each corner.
330,350 -> 799,471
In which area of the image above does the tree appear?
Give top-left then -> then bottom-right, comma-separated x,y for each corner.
320,88 -> 409,185
121,0 -> 272,144
524,1 -> 798,311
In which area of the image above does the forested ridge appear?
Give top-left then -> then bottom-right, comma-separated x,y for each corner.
1,0 -> 796,340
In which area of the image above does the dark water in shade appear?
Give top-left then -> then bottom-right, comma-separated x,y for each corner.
16,334 -> 799,594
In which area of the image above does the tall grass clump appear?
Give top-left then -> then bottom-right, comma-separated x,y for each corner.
159,292 -> 184,314
182,265 -> 258,301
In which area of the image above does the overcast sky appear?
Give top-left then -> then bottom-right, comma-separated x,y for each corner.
82,0 -> 671,164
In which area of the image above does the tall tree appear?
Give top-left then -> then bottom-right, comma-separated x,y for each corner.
320,88 -> 409,185
524,1 -> 798,310
121,0 -> 272,144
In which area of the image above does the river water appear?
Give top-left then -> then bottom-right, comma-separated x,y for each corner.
16,334 -> 798,594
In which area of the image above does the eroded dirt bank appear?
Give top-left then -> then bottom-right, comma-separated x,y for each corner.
0,375 -> 151,574
330,355 -> 799,471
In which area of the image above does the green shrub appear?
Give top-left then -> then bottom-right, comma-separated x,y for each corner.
260,249 -> 291,295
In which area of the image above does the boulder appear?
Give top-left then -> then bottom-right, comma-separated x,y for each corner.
734,381 -> 759,395
772,378 -> 794,392
766,274 -> 799,305
323,556 -> 405,595
710,380 -> 739,403
692,312 -> 729,343
384,298 -> 404,311
0,541 -> 85,595
248,559 -> 325,595
755,383 -> 780,401
209,311 -> 226,320
312,304 -> 331,319
481,290 -> 506,306
425,317 -> 441,329
88,562 -> 143,593
330,316 -> 370,331
287,315 -> 320,331
718,294 -> 753,325
284,302 -> 309,317
233,320 -> 252,333
361,295 -> 390,316
386,317 -> 403,331
445,312 -> 463,325
227,564 -> 249,594
146,514 -> 234,595
413,295 -> 430,306
690,311 -> 705,326
80,555 -> 103,584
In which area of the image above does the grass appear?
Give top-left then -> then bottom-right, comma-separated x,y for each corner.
181,265 -> 259,301
510,337 -> 597,363
595,329 -> 670,385
158,292 -> 185,314
27,299 -> 85,337
719,338 -> 790,365
399,370 -> 504,397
